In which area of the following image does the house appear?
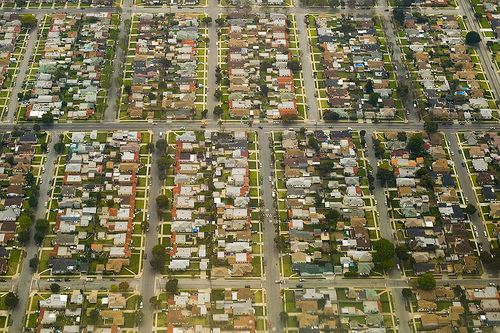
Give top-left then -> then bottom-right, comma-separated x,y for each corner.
472,159 -> 488,172
490,203 -> 500,218
47,258 -> 78,274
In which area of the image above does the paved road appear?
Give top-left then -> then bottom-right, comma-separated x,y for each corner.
457,0 -> 500,102
4,19 -> 40,124
377,0 -> 420,124
138,127 -> 161,332
206,0 -> 218,120
28,274 -> 500,292
10,132 -> 59,333
258,131 -> 282,332
105,0 -> 132,122
296,13 -> 319,122
447,129 -> 493,257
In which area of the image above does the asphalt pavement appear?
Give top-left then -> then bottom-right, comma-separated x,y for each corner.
104,0 -> 132,122
258,131 -> 282,332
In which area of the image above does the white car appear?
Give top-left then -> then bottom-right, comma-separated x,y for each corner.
63,286 -> 71,290
146,214 -> 150,221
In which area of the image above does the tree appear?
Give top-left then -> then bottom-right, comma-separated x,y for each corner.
280,311 -> 289,325
156,157 -> 171,172
360,130 -> 366,137
372,238 -> 395,263
260,84 -> 269,97
150,244 -> 167,273
33,124 -> 41,132
18,229 -> 30,243
202,16 -> 212,26
368,92 -> 380,107
480,251 -> 493,264
150,296 -> 161,309
377,167 -> 395,187
365,80 -> 374,93
287,60 -> 301,73
156,195 -> 169,210
465,203 -> 477,215
274,235 -> 287,252
213,89 -> 222,100
397,132 -> 407,142
4,292 -> 19,309
107,199 -> 115,207
213,105 -> 223,115
453,285 -> 464,297
54,142 -> 65,154
41,112 -> 54,124
152,244 -> 166,257
393,8 -> 405,24
29,257 -> 39,269
18,215 -> 33,230
402,288 -> 413,299
420,174 -> 434,190
424,121 -> 438,133
155,139 -> 167,152
34,232 -> 45,244
215,18 -> 225,26
133,310 -> 144,324
406,133 -> 424,157
119,281 -> 130,291
52,68 -> 66,82
50,283 -> 60,293
465,31 -> 481,45
21,14 -> 37,28
281,113 -> 298,122
417,273 -> 436,290
307,136 -> 319,151
146,142 -> 155,153
165,279 -> 179,295
88,309 -> 100,322
415,167 -> 429,178
149,257 -> 165,272
397,84 -> 409,96
381,259 -> 394,270
395,245 -> 410,261
41,143 -> 48,153
323,110 -> 340,121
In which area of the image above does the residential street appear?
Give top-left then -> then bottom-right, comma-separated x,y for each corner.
2,0 -> 500,332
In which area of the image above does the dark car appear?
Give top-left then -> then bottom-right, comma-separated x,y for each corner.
296,284 -> 303,288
